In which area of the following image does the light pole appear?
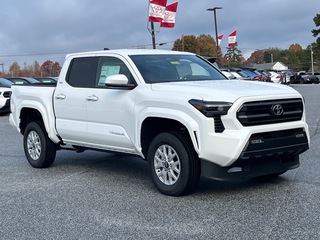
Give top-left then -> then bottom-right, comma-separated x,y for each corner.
207,7 -> 222,57
311,46 -> 314,75
0,63 -> 4,76
150,22 -> 156,49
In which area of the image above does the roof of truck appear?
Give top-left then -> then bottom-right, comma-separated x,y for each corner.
65,49 -> 194,60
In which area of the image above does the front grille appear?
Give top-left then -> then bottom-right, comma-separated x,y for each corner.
237,128 -> 309,164
3,91 -> 11,98
237,98 -> 303,126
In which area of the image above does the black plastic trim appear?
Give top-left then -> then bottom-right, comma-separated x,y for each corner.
237,98 -> 303,126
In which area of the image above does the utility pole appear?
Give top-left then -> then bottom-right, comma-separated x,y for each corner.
150,22 -> 157,49
207,7 -> 223,57
311,46 -> 314,75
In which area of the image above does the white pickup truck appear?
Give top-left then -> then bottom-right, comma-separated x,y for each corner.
9,49 -> 310,196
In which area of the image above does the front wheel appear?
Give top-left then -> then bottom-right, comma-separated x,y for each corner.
23,121 -> 57,168
147,132 -> 200,196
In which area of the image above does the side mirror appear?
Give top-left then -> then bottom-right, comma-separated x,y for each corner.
105,74 -> 136,90
105,74 -> 128,85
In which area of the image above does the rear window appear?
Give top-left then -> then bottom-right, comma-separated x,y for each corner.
66,57 -> 98,88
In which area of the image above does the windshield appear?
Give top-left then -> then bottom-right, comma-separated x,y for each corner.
241,69 -> 258,78
0,78 -> 13,88
130,54 -> 227,83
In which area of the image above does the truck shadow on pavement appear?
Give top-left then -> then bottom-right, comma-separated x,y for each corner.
196,174 -> 289,196
51,150 -> 290,197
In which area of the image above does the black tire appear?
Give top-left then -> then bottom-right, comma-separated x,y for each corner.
147,131 -> 200,196
23,121 -> 57,168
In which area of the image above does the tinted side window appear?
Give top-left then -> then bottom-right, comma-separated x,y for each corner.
67,57 -> 98,88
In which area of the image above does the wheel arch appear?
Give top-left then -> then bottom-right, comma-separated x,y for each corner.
20,107 -> 43,134
140,116 -> 199,159
19,106 -> 60,143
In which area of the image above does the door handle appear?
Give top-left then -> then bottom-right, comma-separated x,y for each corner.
86,95 -> 99,101
55,93 -> 66,100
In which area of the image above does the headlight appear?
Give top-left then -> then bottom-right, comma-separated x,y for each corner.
189,99 -> 232,117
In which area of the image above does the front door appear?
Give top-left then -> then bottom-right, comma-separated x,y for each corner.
85,56 -> 137,153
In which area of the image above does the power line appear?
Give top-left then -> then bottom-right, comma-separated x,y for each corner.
0,51 -> 68,58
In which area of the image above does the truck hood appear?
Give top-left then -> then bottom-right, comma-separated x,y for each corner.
151,80 -> 299,102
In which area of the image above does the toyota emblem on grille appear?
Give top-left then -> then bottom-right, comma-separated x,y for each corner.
271,104 -> 284,116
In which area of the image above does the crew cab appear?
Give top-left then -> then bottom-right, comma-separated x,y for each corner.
9,49 -> 310,196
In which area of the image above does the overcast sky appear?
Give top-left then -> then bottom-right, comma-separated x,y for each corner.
0,0 -> 318,69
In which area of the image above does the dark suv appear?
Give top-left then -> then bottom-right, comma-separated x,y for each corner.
296,72 -> 319,84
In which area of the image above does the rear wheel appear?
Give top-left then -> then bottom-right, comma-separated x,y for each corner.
23,121 -> 57,168
147,132 -> 200,196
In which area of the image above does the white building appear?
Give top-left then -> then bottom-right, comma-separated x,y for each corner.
253,62 -> 288,70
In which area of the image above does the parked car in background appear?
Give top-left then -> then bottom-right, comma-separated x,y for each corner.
5,77 -> 40,85
0,78 -> 12,115
238,67 -> 268,81
34,77 -> 58,84
4,77 -> 29,85
204,57 -> 219,69
229,70 -> 248,80
314,72 -> 320,82
220,68 -> 251,81
221,70 -> 237,80
296,71 -> 319,84
268,70 -> 284,84
256,69 -> 272,82
279,69 -> 296,84
0,78 -> 13,88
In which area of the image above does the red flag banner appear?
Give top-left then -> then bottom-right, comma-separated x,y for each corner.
160,1 -> 178,28
217,34 -> 224,46
148,0 -> 167,22
228,30 -> 237,47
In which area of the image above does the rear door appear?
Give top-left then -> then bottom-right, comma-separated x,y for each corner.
54,57 -> 98,143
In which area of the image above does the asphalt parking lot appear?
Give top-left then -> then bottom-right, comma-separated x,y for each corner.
1,84 -> 320,240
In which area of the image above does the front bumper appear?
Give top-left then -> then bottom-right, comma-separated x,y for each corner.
201,128 -> 309,180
